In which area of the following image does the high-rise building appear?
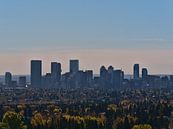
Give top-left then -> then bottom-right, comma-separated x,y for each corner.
100,66 -> 107,78
170,75 -> 173,87
170,75 -> 173,82
5,72 -> 12,86
100,66 -> 108,87
142,68 -> 148,79
113,70 -> 123,88
31,60 -> 42,87
108,66 -> 114,87
85,70 -> 93,86
42,73 -> 52,88
133,64 -> 139,80
70,60 -> 79,73
51,62 -> 61,83
108,66 -> 114,74
19,76 -> 26,87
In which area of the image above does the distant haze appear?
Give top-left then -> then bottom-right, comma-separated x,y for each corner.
0,49 -> 172,75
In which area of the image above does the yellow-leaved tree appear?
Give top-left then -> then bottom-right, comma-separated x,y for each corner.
0,111 -> 27,129
132,124 -> 152,129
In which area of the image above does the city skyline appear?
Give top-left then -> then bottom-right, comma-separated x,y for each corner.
1,1 -> 173,74
2,59 -> 171,89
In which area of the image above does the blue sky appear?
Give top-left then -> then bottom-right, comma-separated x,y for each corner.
0,0 -> 173,74
1,0 -> 173,50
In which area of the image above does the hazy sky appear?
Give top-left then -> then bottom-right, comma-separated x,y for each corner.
0,0 -> 173,74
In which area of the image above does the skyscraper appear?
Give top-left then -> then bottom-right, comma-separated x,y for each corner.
42,73 -> 52,87
31,60 -> 42,87
51,62 -> 61,83
100,66 -> 108,87
133,64 -> 139,80
85,70 -> 93,86
100,66 -> 107,78
108,66 -> 114,87
113,70 -> 123,88
70,60 -> 79,73
142,68 -> 148,79
5,72 -> 12,86
19,76 -> 26,87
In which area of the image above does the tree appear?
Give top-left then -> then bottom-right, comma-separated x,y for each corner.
132,124 -> 152,129
0,111 -> 27,129
112,117 -> 124,129
31,112 -> 46,129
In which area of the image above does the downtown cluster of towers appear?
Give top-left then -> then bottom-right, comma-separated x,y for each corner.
4,59 -> 173,88
30,60 -> 145,88
31,60 -> 93,88
31,60 -> 152,88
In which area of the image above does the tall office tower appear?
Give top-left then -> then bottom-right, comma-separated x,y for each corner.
70,60 -> 79,73
19,76 -> 26,87
100,66 -> 108,87
113,70 -> 123,88
108,66 -> 114,73
170,75 -> 173,82
51,62 -> 62,83
42,73 -> 52,88
142,68 -> 148,79
170,75 -> 173,87
133,64 -> 140,80
5,72 -> 12,86
108,66 -> 114,87
121,71 -> 125,80
85,70 -> 93,86
100,66 -> 107,78
31,60 -> 42,87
